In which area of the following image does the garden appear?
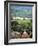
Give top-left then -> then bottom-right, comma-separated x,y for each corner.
10,18 -> 32,39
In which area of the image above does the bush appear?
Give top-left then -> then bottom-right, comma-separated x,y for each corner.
11,19 -> 32,33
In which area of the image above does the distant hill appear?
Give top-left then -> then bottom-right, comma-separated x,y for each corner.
10,6 -> 32,18
11,10 -> 32,18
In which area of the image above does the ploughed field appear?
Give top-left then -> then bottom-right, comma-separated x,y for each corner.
10,19 -> 32,39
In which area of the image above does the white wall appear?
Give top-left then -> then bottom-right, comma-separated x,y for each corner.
0,0 -> 38,46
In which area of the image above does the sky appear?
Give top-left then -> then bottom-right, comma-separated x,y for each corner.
10,5 -> 32,10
